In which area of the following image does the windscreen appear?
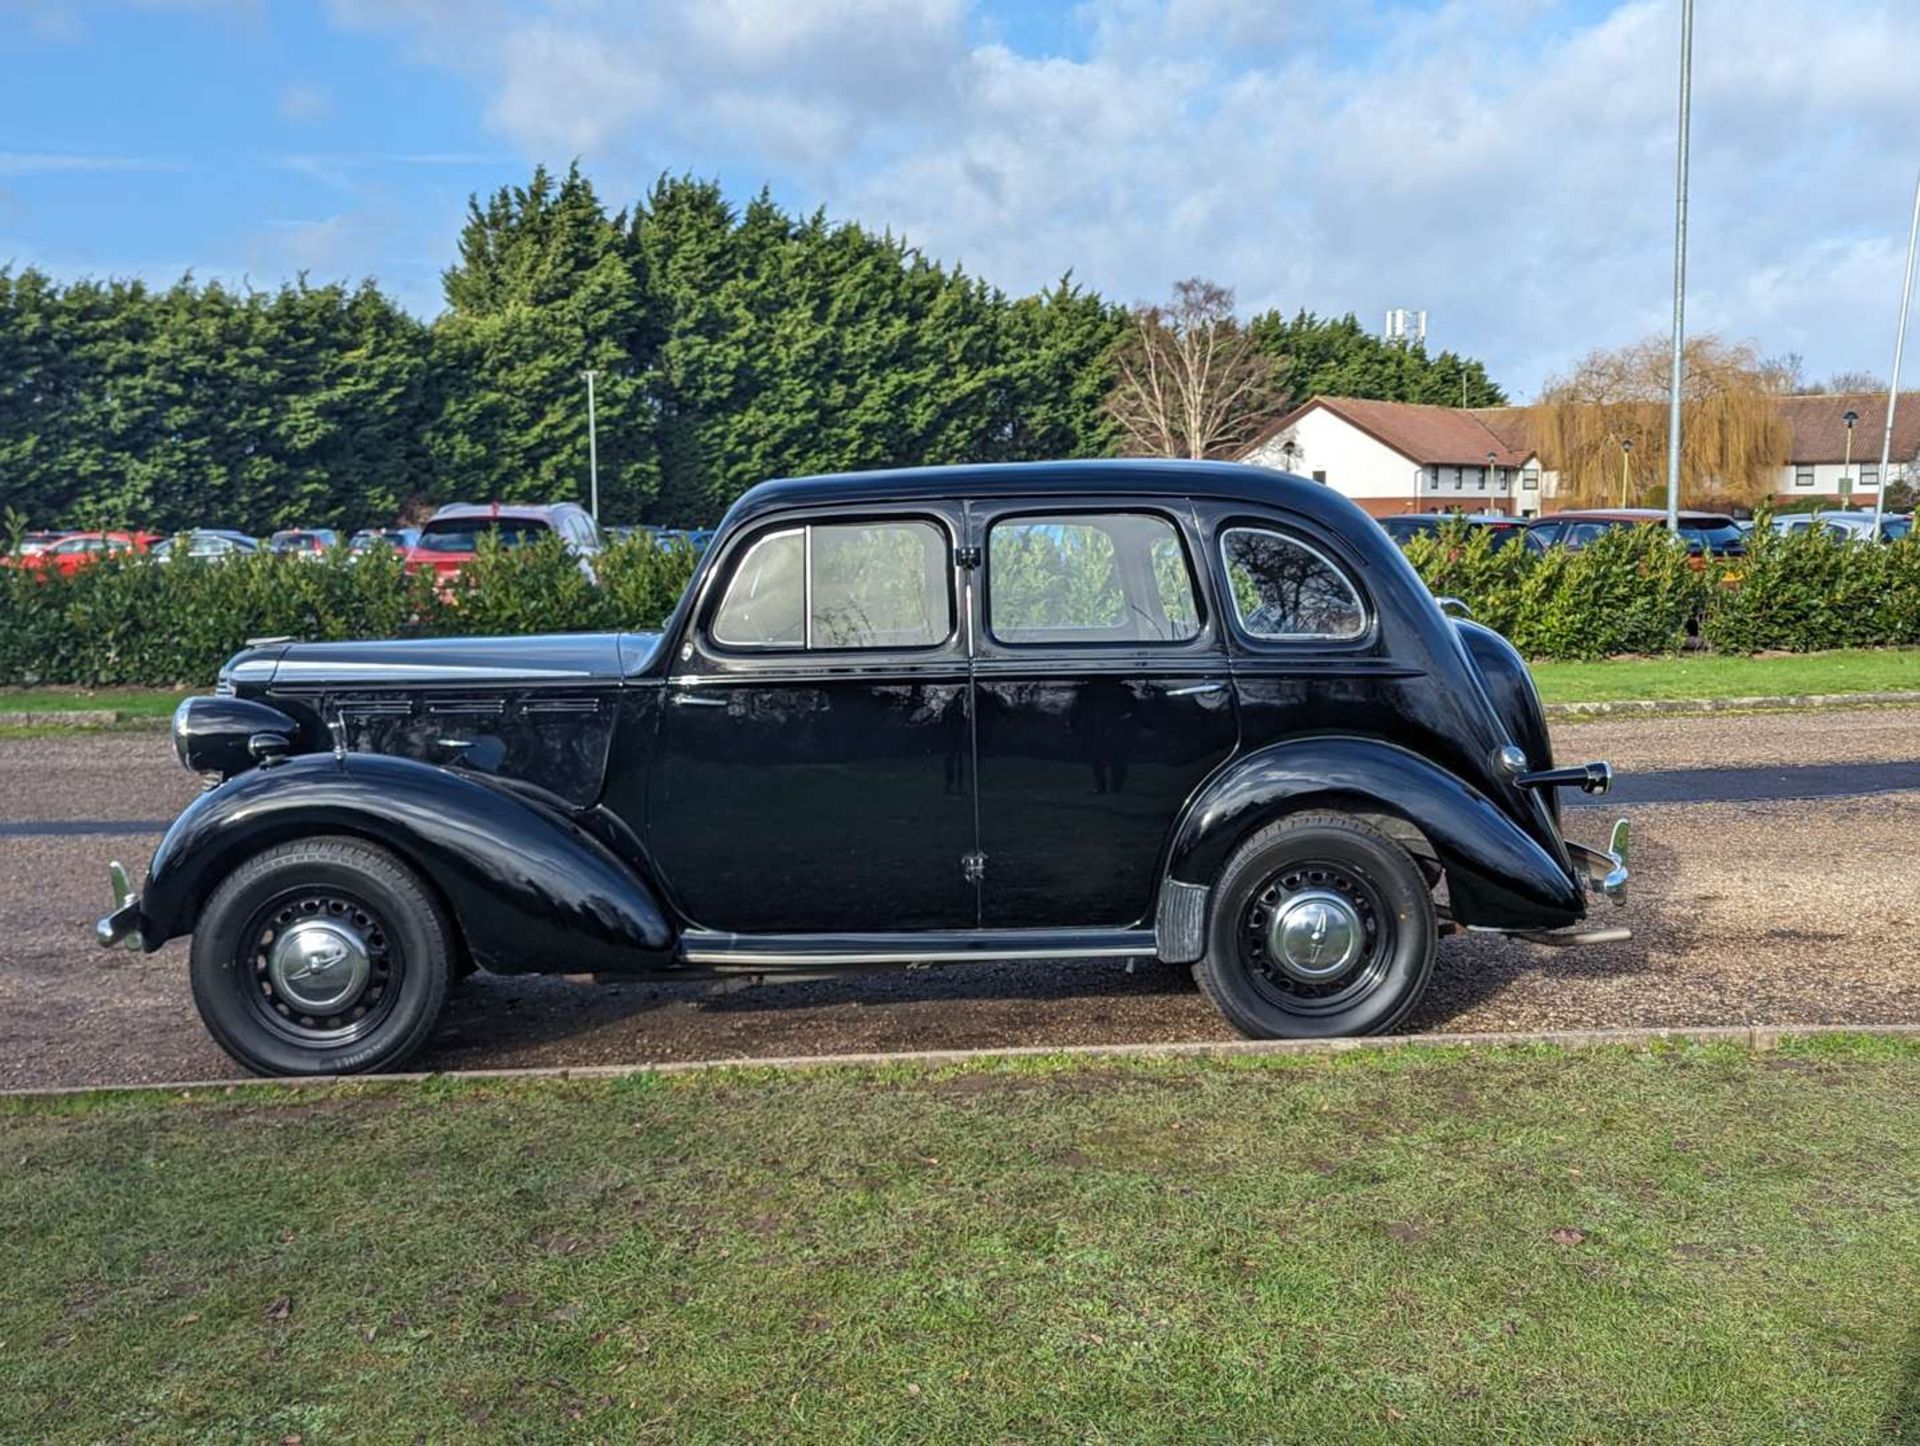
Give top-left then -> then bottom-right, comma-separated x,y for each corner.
414,518 -> 553,553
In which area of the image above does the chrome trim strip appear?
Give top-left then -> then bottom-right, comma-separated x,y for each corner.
271,660 -> 602,682
680,945 -> 1147,966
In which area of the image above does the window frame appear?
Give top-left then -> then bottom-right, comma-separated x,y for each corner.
703,514 -> 957,656
1215,521 -> 1374,647
980,507 -> 1209,652
1794,465 -> 1816,488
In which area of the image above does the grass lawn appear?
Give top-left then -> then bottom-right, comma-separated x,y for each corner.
5,1038 -> 1920,1441
0,686 -> 184,720
1531,647 -> 1920,703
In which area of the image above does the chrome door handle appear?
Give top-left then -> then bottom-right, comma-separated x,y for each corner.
1162,681 -> 1226,697
670,692 -> 729,708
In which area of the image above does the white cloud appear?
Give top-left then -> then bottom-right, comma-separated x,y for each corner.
326,0 -> 1920,396
0,153 -> 183,176
278,82 -> 332,123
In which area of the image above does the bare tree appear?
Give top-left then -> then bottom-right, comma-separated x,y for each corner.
1105,279 -> 1283,459
1816,369 -> 1885,395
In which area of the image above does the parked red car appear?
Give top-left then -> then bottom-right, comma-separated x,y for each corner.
5,531 -> 160,575
405,502 -> 602,586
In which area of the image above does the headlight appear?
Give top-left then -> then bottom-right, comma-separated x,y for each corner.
172,696 -> 300,778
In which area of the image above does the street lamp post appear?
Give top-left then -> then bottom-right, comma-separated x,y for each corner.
1486,451 -> 1498,514
1620,438 -> 1633,506
1841,409 -> 1859,508
581,369 -> 601,523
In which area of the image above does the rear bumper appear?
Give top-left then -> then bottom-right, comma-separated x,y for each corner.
1566,817 -> 1630,906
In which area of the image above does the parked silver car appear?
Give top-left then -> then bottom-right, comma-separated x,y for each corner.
1772,511 -> 1911,542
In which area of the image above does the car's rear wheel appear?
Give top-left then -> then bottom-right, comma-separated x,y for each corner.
1195,812 -> 1437,1039
189,836 -> 453,1076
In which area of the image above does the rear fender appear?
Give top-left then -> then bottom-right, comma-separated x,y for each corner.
1165,736 -> 1586,930
142,752 -> 674,973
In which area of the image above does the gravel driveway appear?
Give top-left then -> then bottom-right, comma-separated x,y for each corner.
3,711 -> 1918,1089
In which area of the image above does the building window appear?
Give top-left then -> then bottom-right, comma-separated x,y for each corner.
1794,465 -> 1815,488
1311,469 -> 1327,485
1861,466 -> 1880,489
1452,468 -> 1462,490
1522,467 -> 1539,491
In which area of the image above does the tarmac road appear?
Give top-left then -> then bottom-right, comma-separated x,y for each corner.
3,709 -> 1918,1090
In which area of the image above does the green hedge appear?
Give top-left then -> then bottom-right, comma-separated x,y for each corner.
0,534 -> 699,688
1404,517 -> 1920,660
5,519 -> 1916,686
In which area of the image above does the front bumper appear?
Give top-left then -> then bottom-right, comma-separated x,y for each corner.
94,861 -> 145,950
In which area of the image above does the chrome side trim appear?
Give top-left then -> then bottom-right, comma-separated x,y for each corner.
679,928 -> 1156,969
272,660 -> 602,682
681,945 -> 1147,967
1154,879 -> 1209,963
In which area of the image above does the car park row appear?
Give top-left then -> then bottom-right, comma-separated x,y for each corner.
6,505 -> 718,582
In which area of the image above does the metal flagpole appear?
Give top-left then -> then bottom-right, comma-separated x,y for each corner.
1872,173 -> 1920,540
1664,0 -> 1694,533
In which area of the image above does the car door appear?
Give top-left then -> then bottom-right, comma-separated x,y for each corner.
969,500 -> 1238,929
646,504 -> 977,934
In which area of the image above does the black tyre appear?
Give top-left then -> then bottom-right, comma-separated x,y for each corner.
1195,812 -> 1437,1040
189,836 -> 454,1076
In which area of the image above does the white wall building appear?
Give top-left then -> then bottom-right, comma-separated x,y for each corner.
1240,396 -> 1543,517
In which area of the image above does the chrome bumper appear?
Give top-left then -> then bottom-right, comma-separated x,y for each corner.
1566,818 -> 1630,907
93,861 -> 144,950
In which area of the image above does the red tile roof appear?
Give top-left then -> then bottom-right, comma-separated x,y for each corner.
1775,393 -> 1920,465
1246,392 -> 1920,470
1249,397 -> 1536,467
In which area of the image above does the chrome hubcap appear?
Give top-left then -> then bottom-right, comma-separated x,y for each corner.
1265,889 -> 1364,981
267,918 -> 371,1014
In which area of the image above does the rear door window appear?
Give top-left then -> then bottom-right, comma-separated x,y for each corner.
986,513 -> 1201,646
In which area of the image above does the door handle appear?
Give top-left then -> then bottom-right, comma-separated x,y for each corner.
670,692 -> 729,708
1161,681 -> 1226,697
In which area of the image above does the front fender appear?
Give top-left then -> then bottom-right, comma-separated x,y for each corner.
1166,736 -> 1585,930
142,752 -> 674,973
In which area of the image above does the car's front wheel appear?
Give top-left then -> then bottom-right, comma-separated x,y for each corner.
1196,812 -> 1437,1040
189,836 -> 454,1076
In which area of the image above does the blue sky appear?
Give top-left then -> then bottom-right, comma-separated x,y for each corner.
6,0 -> 1920,398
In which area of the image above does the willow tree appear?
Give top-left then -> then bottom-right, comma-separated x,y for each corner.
1529,335 -> 1794,508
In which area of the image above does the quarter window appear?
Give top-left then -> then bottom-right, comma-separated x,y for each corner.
988,513 -> 1201,645
1220,528 -> 1367,641
710,520 -> 950,650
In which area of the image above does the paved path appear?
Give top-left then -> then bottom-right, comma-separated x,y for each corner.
7,755 -> 1919,837
2,713 -> 1918,1089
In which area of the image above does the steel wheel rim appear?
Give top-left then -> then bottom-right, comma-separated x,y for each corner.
1239,861 -> 1394,1015
239,888 -> 402,1047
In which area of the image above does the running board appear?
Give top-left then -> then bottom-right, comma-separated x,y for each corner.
678,927 -> 1157,970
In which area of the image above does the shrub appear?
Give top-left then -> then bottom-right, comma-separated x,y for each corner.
1701,526 -> 1920,653
1401,519 -> 1706,660
0,534 -> 700,687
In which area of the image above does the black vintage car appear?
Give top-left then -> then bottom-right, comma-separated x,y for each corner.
97,461 -> 1630,1076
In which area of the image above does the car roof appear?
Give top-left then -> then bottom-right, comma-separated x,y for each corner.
1535,508 -> 1735,524
728,459 -> 1366,530
1382,512 -> 1523,524
428,502 -> 582,522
